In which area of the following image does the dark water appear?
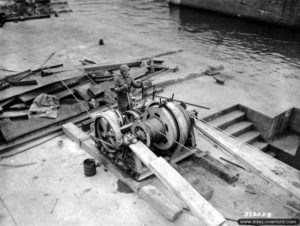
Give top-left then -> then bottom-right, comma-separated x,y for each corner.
71,0 -> 300,79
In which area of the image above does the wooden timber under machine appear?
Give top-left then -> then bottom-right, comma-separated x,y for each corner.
90,99 -> 198,181
87,97 -> 227,226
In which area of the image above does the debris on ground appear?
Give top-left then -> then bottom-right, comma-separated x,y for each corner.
0,54 -> 178,154
0,161 -> 37,167
28,93 -> 60,119
213,76 -> 225,85
204,65 -> 226,85
0,0 -> 72,27
204,65 -> 224,76
50,198 -> 59,214
245,184 -> 257,195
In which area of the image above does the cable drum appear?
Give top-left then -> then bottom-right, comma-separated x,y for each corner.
177,104 -> 192,131
142,105 -> 178,150
142,117 -> 165,142
164,102 -> 190,152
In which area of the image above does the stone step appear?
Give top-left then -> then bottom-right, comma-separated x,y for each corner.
225,121 -> 253,137
252,141 -> 269,151
237,131 -> 261,144
210,110 -> 245,129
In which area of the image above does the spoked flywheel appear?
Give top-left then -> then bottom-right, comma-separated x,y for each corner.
94,113 -> 122,153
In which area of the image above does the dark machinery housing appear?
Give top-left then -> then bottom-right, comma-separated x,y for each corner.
91,100 -> 197,181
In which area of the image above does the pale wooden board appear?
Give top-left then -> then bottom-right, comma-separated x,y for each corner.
0,102 -> 90,142
80,60 -> 142,73
0,70 -> 82,102
0,107 -> 109,154
195,120 -> 300,201
129,141 -> 157,165
130,141 -> 226,226
138,185 -> 183,222
62,122 -> 90,145
62,124 -> 232,225
149,157 -> 226,226
0,110 -> 28,119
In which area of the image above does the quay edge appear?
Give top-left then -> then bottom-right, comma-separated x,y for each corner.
168,0 -> 300,29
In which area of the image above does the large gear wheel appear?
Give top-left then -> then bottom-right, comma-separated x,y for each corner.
94,113 -> 122,153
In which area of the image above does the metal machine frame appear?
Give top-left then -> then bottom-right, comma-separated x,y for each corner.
91,100 -> 197,181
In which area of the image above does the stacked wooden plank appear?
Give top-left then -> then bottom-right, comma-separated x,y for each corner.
0,0 -> 72,26
0,56 -> 172,154
0,63 -> 115,153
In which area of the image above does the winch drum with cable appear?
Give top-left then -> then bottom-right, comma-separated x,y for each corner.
92,100 -> 195,180
94,101 -> 192,154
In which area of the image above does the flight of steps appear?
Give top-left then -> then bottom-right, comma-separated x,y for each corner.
207,110 -> 269,152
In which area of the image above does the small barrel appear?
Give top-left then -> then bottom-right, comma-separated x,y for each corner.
83,159 -> 97,177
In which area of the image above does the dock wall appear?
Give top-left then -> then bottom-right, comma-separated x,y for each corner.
168,0 -> 300,28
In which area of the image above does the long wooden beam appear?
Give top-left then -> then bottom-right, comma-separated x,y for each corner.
0,70 -> 82,102
194,120 -> 300,202
80,60 -> 143,73
0,106 -> 110,154
80,50 -> 183,73
130,141 -> 226,226
61,125 -> 183,222
0,102 -> 90,142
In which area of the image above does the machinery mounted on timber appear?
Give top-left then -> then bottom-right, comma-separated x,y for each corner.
91,99 -> 198,181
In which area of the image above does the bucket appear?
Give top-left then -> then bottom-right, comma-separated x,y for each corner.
83,158 -> 97,177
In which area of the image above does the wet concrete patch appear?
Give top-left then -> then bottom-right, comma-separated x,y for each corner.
116,179 -> 134,194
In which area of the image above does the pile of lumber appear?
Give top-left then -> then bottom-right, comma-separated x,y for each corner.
0,0 -> 71,27
0,57 -> 173,154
